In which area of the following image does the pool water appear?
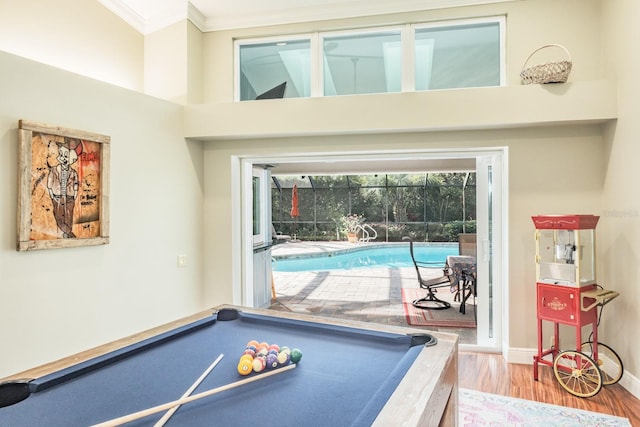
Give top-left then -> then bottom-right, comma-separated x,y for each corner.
273,244 -> 458,272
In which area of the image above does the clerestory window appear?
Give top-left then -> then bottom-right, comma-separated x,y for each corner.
415,20 -> 503,91
235,16 -> 504,101
237,37 -> 311,101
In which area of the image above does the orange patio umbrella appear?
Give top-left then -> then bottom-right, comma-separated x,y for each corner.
290,184 -> 299,239
290,184 -> 299,218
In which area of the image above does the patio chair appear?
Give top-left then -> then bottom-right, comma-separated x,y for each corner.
403,236 -> 452,310
458,233 -> 477,257
272,224 -> 291,244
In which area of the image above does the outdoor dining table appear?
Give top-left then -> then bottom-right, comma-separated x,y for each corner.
446,255 -> 477,315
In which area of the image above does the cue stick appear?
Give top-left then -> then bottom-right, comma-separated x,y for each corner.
91,363 -> 297,427
153,353 -> 224,427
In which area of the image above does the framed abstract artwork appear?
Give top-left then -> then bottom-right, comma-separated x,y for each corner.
17,120 -> 110,251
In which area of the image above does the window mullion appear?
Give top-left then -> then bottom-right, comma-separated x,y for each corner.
311,33 -> 322,97
402,24 -> 415,93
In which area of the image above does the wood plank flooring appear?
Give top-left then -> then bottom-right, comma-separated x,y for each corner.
459,352 -> 640,426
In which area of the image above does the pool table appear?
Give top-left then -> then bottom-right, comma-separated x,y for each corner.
0,306 -> 458,426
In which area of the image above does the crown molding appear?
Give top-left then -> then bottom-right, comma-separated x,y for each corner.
99,0 -> 196,34
187,2 -> 206,32
201,0 -> 518,32
101,0 -> 519,34
98,0 -> 147,33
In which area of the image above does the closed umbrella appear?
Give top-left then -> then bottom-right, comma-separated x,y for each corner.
290,184 -> 299,239
290,184 -> 299,217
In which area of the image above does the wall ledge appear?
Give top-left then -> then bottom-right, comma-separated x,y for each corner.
185,80 -> 617,141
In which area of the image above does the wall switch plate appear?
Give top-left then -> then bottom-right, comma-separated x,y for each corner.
177,254 -> 187,267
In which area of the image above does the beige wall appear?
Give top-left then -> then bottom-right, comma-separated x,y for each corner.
144,20 -> 203,104
600,0 -> 640,384
144,21 -> 189,103
0,51 -> 204,377
187,21 -> 204,104
0,0 -> 144,91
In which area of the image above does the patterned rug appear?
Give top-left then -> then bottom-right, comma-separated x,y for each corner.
401,287 -> 476,328
459,388 -> 632,426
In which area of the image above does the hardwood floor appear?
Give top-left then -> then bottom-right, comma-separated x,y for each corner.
459,352 -> 640,425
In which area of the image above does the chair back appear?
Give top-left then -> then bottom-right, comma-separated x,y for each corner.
403,236 -> 425,283
458,233 -> 477,257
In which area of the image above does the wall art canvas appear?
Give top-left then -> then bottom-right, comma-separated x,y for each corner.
17,120 -> 110,251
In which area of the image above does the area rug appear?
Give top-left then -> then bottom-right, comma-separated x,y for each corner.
459,388 -> 632,426
401,287 -> 476,328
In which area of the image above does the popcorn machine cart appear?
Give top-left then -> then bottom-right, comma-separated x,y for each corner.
532,214 -> 623,397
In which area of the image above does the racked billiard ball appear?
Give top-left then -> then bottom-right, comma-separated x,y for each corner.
279,346 -> 290,355
237,358 -> 253,376
252,356 -> 266,373
266,353 -> 279,369
290,348 -> 302,363
239,354 -> 254,364
276,351 -> 290,365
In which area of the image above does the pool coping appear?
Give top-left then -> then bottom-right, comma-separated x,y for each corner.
272,241 -> 457,260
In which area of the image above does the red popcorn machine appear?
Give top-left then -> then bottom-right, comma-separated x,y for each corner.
532,215 -> 622,397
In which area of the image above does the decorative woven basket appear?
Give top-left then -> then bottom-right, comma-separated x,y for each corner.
520,44 -> 572,85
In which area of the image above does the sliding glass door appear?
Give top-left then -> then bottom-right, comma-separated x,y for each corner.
475,154 -> 504,350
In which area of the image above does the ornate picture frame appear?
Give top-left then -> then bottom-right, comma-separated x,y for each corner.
17,120 -> 110,251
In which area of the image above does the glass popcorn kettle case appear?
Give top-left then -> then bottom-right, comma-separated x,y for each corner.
532,214 -> 598,288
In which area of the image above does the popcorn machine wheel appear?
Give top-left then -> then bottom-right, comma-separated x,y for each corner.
532,215 -> 623,398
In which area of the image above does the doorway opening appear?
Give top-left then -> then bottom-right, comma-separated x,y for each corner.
234,147 -> 508,353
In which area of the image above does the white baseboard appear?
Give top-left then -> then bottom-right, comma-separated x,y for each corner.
506,347 -> 536,365
505,347 -> 640,400
619,370 -> 640,399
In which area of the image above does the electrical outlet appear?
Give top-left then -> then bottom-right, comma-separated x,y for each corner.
177,254 -> 187,267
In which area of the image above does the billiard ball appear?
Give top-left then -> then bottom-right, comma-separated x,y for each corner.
237,358 -> 253,376
290,348 -> 302,363
279,346 -> 290,355
252,356 -> 266,372
243,349 -> 256,357
239,354 -> 254,364
266,354 -> 279,369
268,344 -> 280,352
246,340 -> 259,348
276,351 -> 290,365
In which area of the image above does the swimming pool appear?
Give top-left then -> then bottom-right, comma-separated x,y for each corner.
272,244 -> 458,272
